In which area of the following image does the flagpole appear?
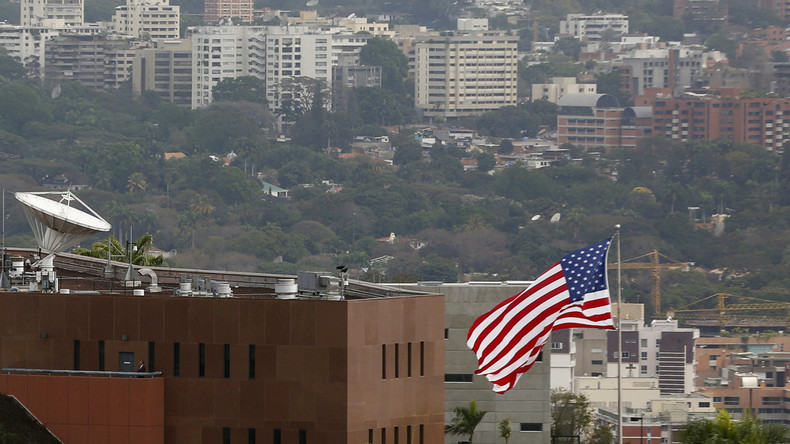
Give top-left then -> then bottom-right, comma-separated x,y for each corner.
615,224 -> 623,444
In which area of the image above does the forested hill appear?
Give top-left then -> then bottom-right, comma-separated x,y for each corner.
1,51 -> 790,319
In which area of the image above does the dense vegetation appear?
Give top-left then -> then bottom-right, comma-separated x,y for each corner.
0,1 -> 789,320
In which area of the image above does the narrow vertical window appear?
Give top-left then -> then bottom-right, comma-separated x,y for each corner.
222,427 -> 230,444
419,425 -> 424,444
395,343 -> 399,378
248,428 -> 255,444
420,341 -> 425,376
394,426 -> 399,444
173,342 -> 180,377
224,344 -> 230,379
407,342 -> 412,377
73,339 -> 80,371
198,343 -> 205,378
148,341 -> 155,372
368,429 -> 373,444
273,429 -> 281,444
381,428 -> 386,444
407,425 -> 412,444
248,344 -> 255,380
98,340 -> 105,371
382,344 -> 387,379
298,429 -> 307,444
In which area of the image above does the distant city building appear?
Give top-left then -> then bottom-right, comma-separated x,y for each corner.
673,0 -> 728,24
556,93 -> 627,150
414,30 -> 518,120
618,47 -> 705,98
392,282 -> 552,444
20,0 -> 83,28
44,34 -> 131,89
132,39 -> 192,105
456,18 -> 488,31
650,92 -> 790,152
531,77 -> 597,103
203,0 -> 254,23
559,13 -> 629,42
111,0 -> 180,40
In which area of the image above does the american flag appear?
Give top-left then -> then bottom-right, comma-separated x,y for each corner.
466,239 -> 615,393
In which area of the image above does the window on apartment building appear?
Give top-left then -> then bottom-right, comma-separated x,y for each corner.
640,339 -> 647,347
408,342 -> 413,377
382,344 -> 387,379
551,342 -> 563,349
641,352 -> 648,360
724,397 -> 740,405
592,360 -> 603,365
641,365 -> 648,374
520,423 -> 543,432
699,402 -> 710,408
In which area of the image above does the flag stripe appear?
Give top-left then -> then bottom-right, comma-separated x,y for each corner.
467,239 -> 614,394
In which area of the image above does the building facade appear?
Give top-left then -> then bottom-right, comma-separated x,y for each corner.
111,0 -> 180,40
559,13 -> 629,42
394,282 -> 552,444
651,94 -> 790,152
203,0 -> 254,23
133,39 -> 192,105
414,30 -> 518,120
0,253 -> 446,444
531,77 -> 597,103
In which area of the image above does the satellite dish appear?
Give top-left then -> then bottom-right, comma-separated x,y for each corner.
50,84 -> 61,99
550,212 -> 561,223
15,190 -> 112,253
530,215 -> 541,221
306,0 -> 318,6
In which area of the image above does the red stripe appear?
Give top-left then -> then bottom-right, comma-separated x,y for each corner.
467,266 -> 563,350
475,295 -> 566,374
472,280 -> 566,369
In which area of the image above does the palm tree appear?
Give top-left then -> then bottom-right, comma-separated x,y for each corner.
679,409 -> 790,443
189,193 -> 215,216
126,172 -> 148,192
72,234 -> 163,266
498,418 -> 512,444
177,210 -> 200,249
445,400 -> 487,444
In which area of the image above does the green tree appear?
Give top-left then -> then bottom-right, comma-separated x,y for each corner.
212,76 -> 267,103
498,418 -> 512,444
360,37 -> 409,94
498,139 -> 514,155
551,389 -> 593,441
445,400 -> 488,444
555,36 -> 583,60
73,234 -> 163,266
476,152 -> 496,172
0,82 -> 52,132
679,409 -> 790,443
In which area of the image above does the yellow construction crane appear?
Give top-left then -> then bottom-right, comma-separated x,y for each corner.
607,250 -> 691,316
667,293 -> 790,328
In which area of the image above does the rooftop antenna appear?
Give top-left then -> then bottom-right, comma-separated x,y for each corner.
15,190 -> 111,292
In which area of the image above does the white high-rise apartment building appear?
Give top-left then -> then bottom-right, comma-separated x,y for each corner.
559,13 -> 629,42
20,0 -> 83,28
414,30 -> 518,120
112,0 -> 180,40
191,25 -> 264,108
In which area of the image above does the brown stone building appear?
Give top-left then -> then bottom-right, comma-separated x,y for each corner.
0,251 -> 446,444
